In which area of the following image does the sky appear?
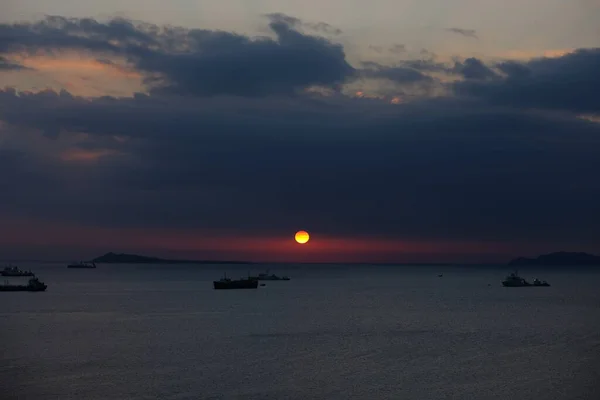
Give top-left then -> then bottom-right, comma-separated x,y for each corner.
0,1 -> 599,263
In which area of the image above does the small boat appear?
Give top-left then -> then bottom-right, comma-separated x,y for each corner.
532,278 -> 550,287
67,261 -> 96,269
213,273 -> 259,290
249,270 -> 290,281
1,265 -> 35,277
502,271 -> 550,287
0,277 -> 47,292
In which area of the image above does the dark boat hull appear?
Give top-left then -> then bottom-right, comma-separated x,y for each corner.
213,280 -> 258,289
67,265 -> 96,268
1,272 -> 35,277
502,282 -> 550,287
0,285 -> 47,292
250,274 -> 290,281
254,277 -> 290,281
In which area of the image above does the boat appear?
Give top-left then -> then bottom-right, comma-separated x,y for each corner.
0,277 -> 47,292
249,270 -> 290,281
532,278 -> 550,287
502,271 -> 550,287
1,265 -> 34,277
213,273 -> 259,290
67,261 -> 96,269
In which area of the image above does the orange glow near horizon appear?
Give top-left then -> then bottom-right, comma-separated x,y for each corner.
15,54 -> 142,79
295,230 -> 310,244
0,217 -> 580,263
1,52 -> 144,97
60,148 -> 122,162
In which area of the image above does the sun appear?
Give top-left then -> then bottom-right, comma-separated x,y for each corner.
295,230 -> 310,244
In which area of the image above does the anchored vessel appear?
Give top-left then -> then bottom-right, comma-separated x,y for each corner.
213,274 -> 259,290
0,277 -> 47,292
67,261 -> 97,269
502,271 -> 550,287
1,266 -> 35,277
249,270 -> 290,281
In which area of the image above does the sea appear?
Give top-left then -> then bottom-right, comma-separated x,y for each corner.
1,263 -> 599,400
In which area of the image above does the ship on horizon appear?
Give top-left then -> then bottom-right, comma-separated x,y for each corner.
1,265 -> 35,277
213,273 -> 259,290
67,261 -> 97,269
502,271 -> 550,287
249,270 -> 290,281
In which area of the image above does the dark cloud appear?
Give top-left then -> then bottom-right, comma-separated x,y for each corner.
495,60 -> 532,79
0,16 -> 153,55
454,49 -> 600,112
146,15 -> 353,96
1,15 -> 600,257
1,88 -> 599,247
364,55 -> 497,84
0,56 -> 27,70
0,15 -> 354,97
265,13 -> 343,35
447,28 -> 478,39
453,57 -> 499,80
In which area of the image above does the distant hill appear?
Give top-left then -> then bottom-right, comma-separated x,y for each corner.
509,251 -> 600,266
92,252 -> 254,265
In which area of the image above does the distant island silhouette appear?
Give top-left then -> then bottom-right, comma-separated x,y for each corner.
509,251 -> 600,266
90,251 -> 600,266
89,253 -> 468,266
92,252 -> 255,265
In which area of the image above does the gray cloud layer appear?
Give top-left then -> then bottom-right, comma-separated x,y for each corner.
0,15 -> 354,97
455,49 -> 600,113
1,15 -> 600,255
0,56 -> 27,70
1,89 -> 599,245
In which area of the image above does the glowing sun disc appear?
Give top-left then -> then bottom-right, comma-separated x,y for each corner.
295,230 -> 310,244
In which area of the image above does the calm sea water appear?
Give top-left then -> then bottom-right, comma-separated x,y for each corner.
1,263 -> 599,400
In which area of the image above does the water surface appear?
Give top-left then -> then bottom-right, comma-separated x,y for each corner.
2,264 -> 599,399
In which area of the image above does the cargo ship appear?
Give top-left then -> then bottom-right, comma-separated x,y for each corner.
0,277 -> 47,292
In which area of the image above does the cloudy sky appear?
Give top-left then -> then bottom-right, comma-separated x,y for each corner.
0,1 -> 599,262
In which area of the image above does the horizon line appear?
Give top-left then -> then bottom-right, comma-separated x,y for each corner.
0,258 -> 506,266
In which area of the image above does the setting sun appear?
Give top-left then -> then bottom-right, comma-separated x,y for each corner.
295,230 -> 310,244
